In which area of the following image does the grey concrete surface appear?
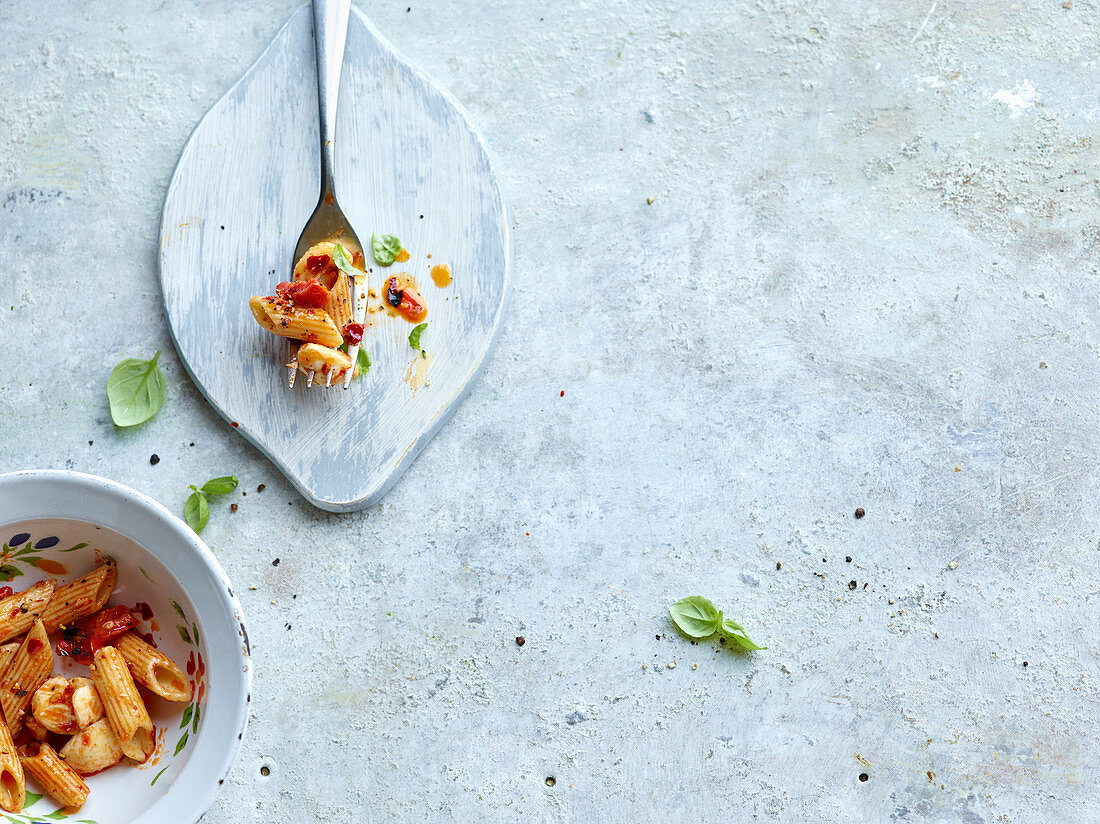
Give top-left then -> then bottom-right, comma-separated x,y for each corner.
2,1 -> 1099,821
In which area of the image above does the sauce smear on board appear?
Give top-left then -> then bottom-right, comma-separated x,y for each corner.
430,263 -> 452,287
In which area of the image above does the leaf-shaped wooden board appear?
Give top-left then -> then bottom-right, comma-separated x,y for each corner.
160,5 -> 508,512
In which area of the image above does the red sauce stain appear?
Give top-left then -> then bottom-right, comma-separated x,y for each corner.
230,422 -> 239,428
26,639 -> 42,656
324,193 -> 333,205
133,602 -> 154,622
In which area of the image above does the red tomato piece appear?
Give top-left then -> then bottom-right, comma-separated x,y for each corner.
385,278 -> 427,323
56,605 -> 137,665
306,254 -> 330,274
0,587 -> 13,599
275,281 -> 295,300
286,279 -> 329,309
343,323 -> 364,346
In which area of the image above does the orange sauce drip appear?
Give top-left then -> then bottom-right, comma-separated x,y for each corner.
395,248 -> 411,263
430,263 -> 452,287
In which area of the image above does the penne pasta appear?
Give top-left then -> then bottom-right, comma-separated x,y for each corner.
248,295 -> 344,347
69,677 -> 104,730
0,580 -> 56,644
0,644 -> 18,677
40,562 -> 116,634
293,243 -> 357,331
58,718 -> 122,776
0,718 -> 24,813
89,647 -> 153,763
31,676 -> 78,734
20,742 -> 88,810
114,633 -> 191,702
0,563 -> 202,805
0,620 -> 54,734
322,264 -> 354,330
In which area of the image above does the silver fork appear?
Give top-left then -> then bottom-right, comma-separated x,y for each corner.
288,0 -> 366,389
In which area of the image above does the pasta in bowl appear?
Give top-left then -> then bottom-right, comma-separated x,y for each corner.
0,471 -> 250,824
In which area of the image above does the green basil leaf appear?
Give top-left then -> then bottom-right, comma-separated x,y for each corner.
408,322 -> 427,350
371,233 -> 402,266
107,351 -> 167,427
332,242 -> 358,275
720,618 -> 767,651
668,596 -> 722,638
200,475 -> 239,497
356,348 -> 371,373
184,490 -> 209,533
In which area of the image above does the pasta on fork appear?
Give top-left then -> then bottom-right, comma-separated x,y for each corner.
249,241 -> 368,387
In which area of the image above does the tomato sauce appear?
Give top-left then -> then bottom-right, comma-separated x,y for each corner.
384,276 -> 427,323
430,263 -> 452,287
56,606 -> 137,665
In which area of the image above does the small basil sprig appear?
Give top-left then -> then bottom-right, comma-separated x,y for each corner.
107,351 -> 167,427
408,322 -> 427,351
332,242 -> 358,275
371,233 -> 402,266
668,596 -> 766,651
184,475 -> 239,533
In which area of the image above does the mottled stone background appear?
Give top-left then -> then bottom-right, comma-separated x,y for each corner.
2,1 -> 1098,821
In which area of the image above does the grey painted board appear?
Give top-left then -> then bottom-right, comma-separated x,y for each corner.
159,4 -> 509,512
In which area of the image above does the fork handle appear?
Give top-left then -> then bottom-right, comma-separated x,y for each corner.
312,0 -> 352,200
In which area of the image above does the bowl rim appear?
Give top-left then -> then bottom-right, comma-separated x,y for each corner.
0,469 -> 252,824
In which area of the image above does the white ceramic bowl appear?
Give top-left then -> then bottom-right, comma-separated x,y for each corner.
0,470 -> 251,824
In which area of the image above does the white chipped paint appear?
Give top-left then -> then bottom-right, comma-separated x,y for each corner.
991,80 -> 1038,117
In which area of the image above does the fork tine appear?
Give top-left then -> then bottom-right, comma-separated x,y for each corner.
306,370 -> 315,388
326,370 -> 335,387
286,358 -> 298,388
